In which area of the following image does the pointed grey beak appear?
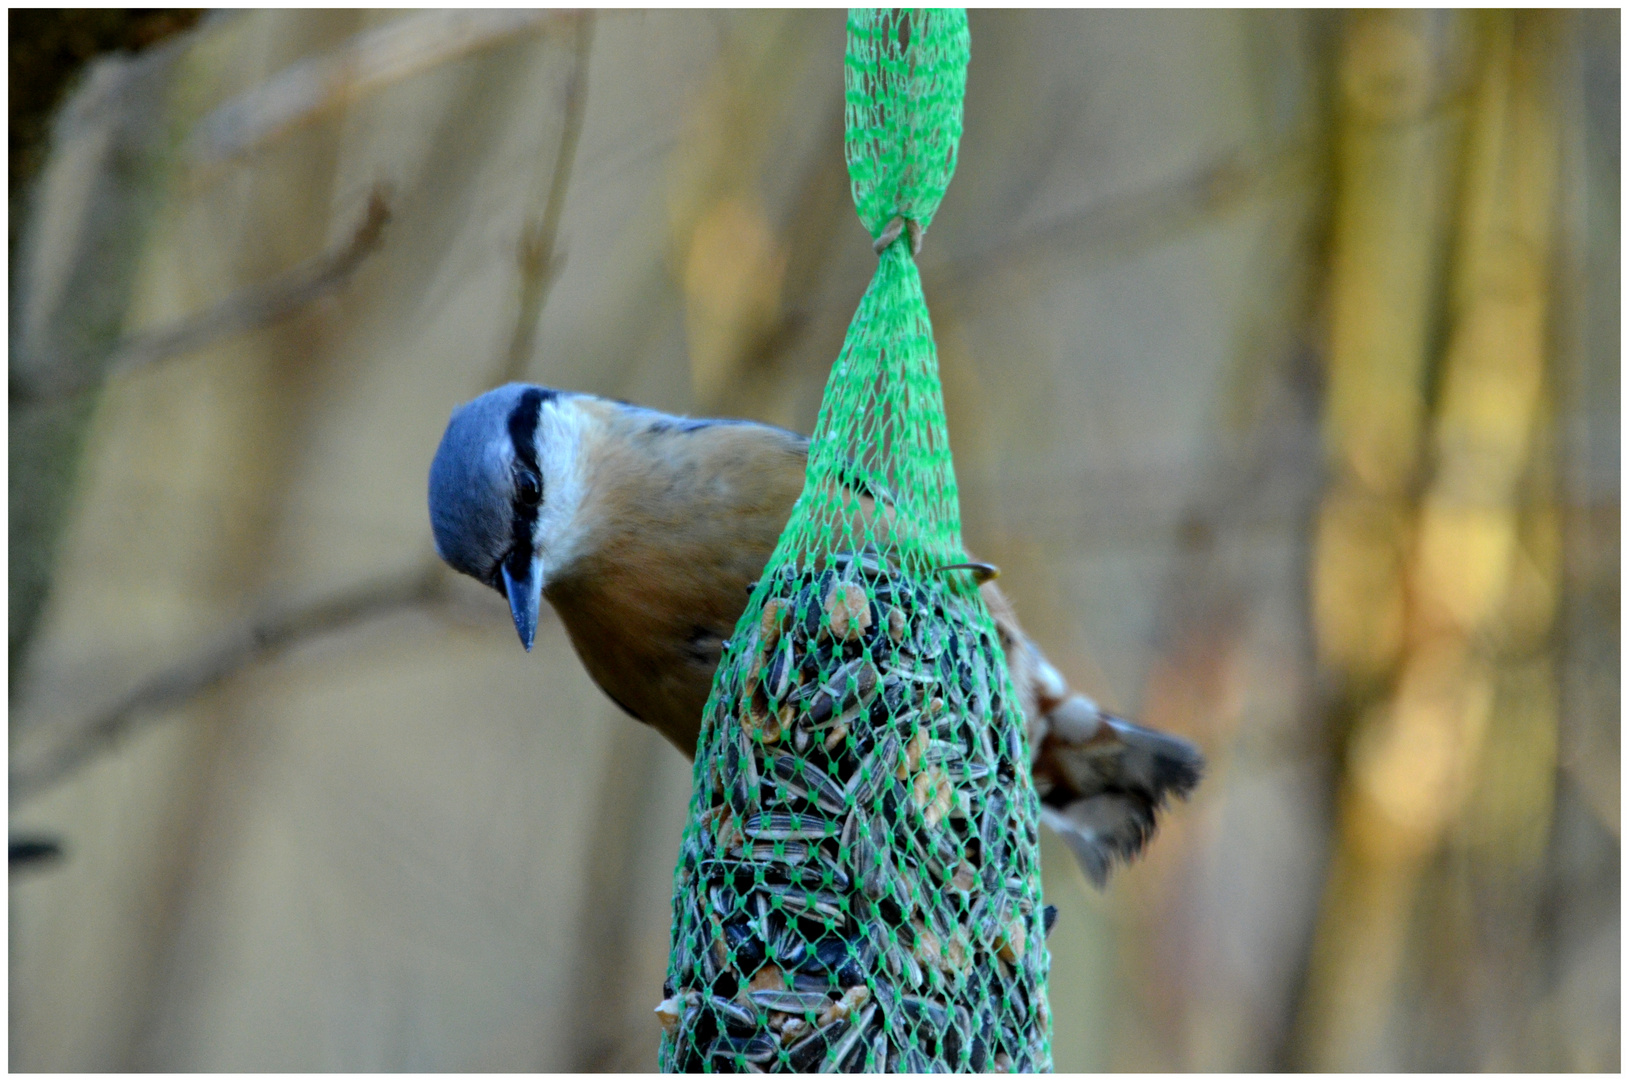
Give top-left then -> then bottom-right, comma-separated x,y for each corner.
501,556 -> 544,651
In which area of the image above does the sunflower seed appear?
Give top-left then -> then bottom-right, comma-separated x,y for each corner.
750,989 -> 834,1014
821,1004 -> 874,1072
804,689 -> 835,726
900,993 -> 949,1034
742,812 -> 840,842
770,755 -> 845,814
868,1032 -> 890,1073
886,939 -> 924,989
754,891 -> 772,938
708,994 -> 758,1032
710,1034 -> 777,1064
846,735 -> 901,806
740,730 -> 762,799
899,1046 -> 934,1073
700,933 -> 720,983
766,642 -> 794,701
761,882 -> 848,923
788,1018 -> 847,1072
782,944 -> 815,976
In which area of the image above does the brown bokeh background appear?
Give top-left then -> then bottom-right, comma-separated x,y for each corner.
9,10 -> 1618,1071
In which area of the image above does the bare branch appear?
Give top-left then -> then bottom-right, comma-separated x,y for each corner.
734,143 -> 1316,385
924,143 -> 1315,308
187,10 -> 570,167
10,187 -> 393,408
9,563 -> 449,806
11,20 -> 601,805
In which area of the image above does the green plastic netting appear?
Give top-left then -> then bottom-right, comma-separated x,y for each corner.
658,10 -> 1052,1072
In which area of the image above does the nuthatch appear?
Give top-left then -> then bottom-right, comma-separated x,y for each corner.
428,384 -> 1202,885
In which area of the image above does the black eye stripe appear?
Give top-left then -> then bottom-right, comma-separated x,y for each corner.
506,388 -> 546,475
503,388 -> 550,575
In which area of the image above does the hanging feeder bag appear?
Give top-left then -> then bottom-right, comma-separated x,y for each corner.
659,10 -> 1052,1072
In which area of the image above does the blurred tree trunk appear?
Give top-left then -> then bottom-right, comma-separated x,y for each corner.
9,27 -> 194,681
1296,11 -> 1565,1069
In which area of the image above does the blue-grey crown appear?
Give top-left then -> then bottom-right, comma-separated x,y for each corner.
427,384 -> 538,583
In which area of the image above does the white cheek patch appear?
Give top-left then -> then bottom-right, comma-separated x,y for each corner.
529,400 -> 591,580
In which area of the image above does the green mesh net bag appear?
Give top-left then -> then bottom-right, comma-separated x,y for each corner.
658,10 -> 1052,1072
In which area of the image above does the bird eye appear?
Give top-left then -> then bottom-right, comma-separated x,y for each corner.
515,468 -> 542,507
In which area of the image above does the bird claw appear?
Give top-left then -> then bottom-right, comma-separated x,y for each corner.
933,561 -> 1000,584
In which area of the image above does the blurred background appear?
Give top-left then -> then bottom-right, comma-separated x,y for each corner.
8,9 -> 1618,1072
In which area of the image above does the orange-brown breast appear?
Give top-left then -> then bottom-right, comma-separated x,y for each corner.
542,412 -> 809,755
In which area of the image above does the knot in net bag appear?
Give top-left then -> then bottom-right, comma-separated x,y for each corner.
659,10 -> 1051,1072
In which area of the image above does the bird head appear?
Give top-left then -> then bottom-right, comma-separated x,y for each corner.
428,383 -> 589,650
